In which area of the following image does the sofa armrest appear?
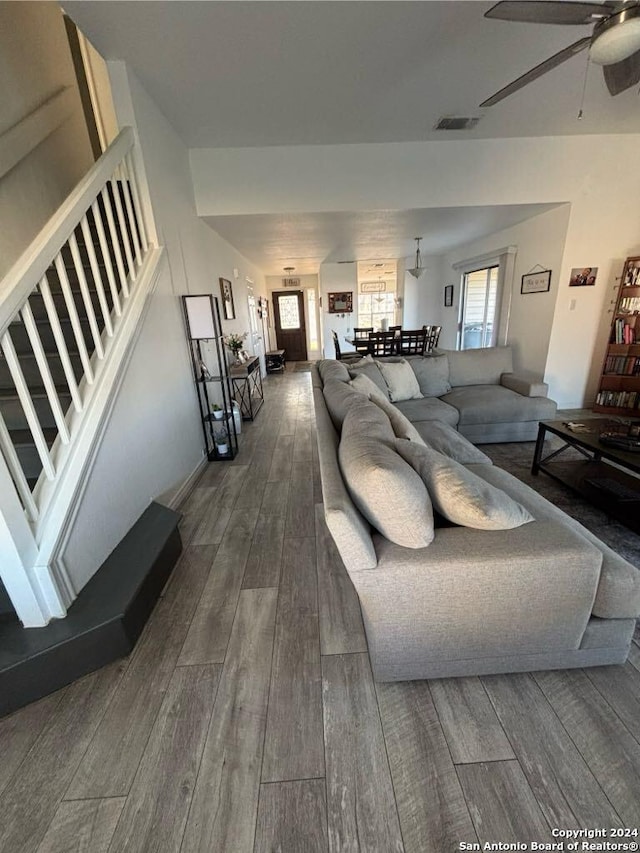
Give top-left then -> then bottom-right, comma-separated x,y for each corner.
350,520 -> 603,658
501,371 -> 549,397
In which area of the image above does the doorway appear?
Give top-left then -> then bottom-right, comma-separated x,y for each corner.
273,291 -> 308,361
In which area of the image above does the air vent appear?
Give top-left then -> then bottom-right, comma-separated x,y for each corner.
435,116 -> 480,131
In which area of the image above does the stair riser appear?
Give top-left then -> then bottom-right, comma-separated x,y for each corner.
8,319 -> 92,357
20,289 -> 108,328
0,395 -> 72,430
0,353 -> 83,389
14,443 -> 46,480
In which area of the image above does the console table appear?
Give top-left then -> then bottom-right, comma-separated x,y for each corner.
532,418 -> 640,533
230,356 -> 264,420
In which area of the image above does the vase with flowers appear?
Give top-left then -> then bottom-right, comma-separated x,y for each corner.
222,331 -> 248,366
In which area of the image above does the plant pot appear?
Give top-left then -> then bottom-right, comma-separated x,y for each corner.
216,442 -> 229,456
212,410 -> 224,420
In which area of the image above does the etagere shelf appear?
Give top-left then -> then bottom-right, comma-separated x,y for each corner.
594,256 -> 640,416
182,294 -> 238,461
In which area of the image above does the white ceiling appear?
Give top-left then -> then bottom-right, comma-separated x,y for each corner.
63,0 -> 640,273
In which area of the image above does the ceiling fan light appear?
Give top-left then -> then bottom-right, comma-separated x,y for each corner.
590,16 -> 640,65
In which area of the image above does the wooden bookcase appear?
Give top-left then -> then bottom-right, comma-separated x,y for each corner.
594,256 -> 640,415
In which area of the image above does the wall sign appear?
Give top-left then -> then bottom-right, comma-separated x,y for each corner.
521,269 -> 552,294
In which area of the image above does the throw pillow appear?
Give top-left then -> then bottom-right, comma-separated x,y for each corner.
339,406 -> 434,548
369,395 -> 427,445
413,420 -> 492,465
376,359 -> 423,403
396,439 -> 533,530
406,355 -> 451,397
322,379 -> 368,430
347,359 -> 389,398
348,373 -> 388,403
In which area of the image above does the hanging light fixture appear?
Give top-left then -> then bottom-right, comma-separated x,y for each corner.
407,237 -> 425,279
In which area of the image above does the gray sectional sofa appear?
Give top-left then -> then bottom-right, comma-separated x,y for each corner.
313,352 -> 640,681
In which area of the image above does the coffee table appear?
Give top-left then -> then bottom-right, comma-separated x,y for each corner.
532,419 -> 640,534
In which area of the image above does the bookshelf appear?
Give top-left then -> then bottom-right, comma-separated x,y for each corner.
594,256 -> 640,415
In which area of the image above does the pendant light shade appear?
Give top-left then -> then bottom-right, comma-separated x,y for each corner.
408,237 -> 425,279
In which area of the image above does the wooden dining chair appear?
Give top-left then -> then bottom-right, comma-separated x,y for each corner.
367,331 -> 396,356
398,329 -> 428,355
423,325 -> 442,352
352,327 -> 374,355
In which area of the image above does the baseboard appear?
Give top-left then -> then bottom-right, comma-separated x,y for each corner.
165,456 -> 208,511
0,501 -> 182,717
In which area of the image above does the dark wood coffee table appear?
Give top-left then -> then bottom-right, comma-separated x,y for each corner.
532,419 -> 640,533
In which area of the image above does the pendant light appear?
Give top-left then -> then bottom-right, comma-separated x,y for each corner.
408,237 -> 425,279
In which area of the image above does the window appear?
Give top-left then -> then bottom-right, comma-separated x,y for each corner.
357,292 -> 396,329
459,266 -> 498,350
277,294 -> 301,329
307,289 -> 318,350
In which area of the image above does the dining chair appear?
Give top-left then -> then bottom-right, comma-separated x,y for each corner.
367,331 -> 396,356
423,325 -> 442,352
398,329 -> 428,355
353,327 -> 374,355
332,330 -> 361,362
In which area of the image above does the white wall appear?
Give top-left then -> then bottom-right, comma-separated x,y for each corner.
0,2 -> 94,279
192,134 -> 640,406
442,205 -> 570,375
61,63 -> 265,593
318,263 -> 358,358
401,255 -> 444,336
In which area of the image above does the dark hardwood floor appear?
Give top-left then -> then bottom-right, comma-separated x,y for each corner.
1,365 -> 639,852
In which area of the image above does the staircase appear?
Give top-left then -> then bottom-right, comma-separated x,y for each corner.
0,126 -> 163,628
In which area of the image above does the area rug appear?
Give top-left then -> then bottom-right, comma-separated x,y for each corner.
482,440 -> 640,642
294,361 -> 313,372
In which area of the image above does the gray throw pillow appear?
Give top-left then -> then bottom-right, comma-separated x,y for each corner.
339,406 -> 434,548
323,379 -> 367,430
348,358 -> 389,398
406,355 -> 451,397
376,359 -> 423,402
348,372 -> 389,403
396,439 -> 533,530
369,395 -> 427,445
414,420 -> 491,464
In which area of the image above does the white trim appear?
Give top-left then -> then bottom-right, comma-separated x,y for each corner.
452,245 -> 517,272
0,87 -> 74,181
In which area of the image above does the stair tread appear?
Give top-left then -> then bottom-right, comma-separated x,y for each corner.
0,384 -> 71,400
8,427 -> 58,446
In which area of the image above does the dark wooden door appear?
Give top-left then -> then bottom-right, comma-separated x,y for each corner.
273,291 -> 307,361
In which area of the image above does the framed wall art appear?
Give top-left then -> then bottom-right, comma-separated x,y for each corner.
444,285 -> 454,307
569,267 -> 598,287
219,277 -> 236,319
521,269 -> 552,294
328,292 -> 353,313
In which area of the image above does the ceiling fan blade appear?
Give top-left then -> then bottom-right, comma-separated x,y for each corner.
480,37 -> 591,107
485,1 -> 614,25
603,48 -> 640,94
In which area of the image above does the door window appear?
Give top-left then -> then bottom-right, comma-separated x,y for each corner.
459,266 -> 498,350
277,294 -> 301,329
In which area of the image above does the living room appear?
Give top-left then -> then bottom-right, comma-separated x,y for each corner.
2,1 -> 640,850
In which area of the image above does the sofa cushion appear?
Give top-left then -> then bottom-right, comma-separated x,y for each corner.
470,463 -> 640,620
369,395 -> 427,444
397,440 -> 533,530
440,384 -> 556,425
445,346 -> 513,387
348,357 -> 390,398
377,359 -> 423,402
394,397 -> 460,426
406,354 -> 451,397
322,379 -> 368,430
414,420 -> 492,465
318,360 -> 351,384
348,372 -> 388,402
339,403 -> 434,548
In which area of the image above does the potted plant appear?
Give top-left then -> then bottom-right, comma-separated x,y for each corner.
222,331 -> 248,366
214,426 -> 229,456
211,403 -> 224,420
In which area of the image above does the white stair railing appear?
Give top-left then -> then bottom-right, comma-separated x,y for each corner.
0,126 -> 162,627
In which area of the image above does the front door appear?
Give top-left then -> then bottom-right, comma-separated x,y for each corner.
273,290 -> 307,361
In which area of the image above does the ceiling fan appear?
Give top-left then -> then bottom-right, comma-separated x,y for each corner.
480,1 -> 640,106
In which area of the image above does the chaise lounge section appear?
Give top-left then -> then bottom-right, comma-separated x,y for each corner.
313,353 -> 640,681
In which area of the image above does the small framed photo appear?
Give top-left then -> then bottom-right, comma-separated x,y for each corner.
219,277 -> 236,319
444,285 -> 454,307
521,269 -> 552,294
328,292 -> 353,313
569,267 -> 598,287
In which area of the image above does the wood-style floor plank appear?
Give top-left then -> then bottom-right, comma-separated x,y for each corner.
180,588 -> 277,853
262,537 -> 324,783
267,435 -> 294,483
261,480 -> 290,516
376,680 -> 477,853
254,779 -> 328,853
429,676 -> 514,764
66,545 -> 215,800
285,461 -> 315,538
0,690 -> 66,797
0,662 -> 124,853
196,461 -> 228,488
322,653 -> 404,853
106,664 -> 220,853
234,474 -> 267,510
630,642 -> 640,673
456,760 -> 550,844
482,672 -> 622,828
293,425 -> 313,461
534,669 -> 640,826
315,504 -> 367,656
178,485 -> 216,546
178,507 -> 259,665
585,662 -> 640,744
37,798 -> 125,853
192,505 -> 232,546
242,512 -> 284,589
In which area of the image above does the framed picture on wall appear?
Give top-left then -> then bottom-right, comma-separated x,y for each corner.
444,285 -> 454,307
328,292 -> 353,313
569,267 -> 598,287
521,269 -> 552,294
219,277 -> 235,319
